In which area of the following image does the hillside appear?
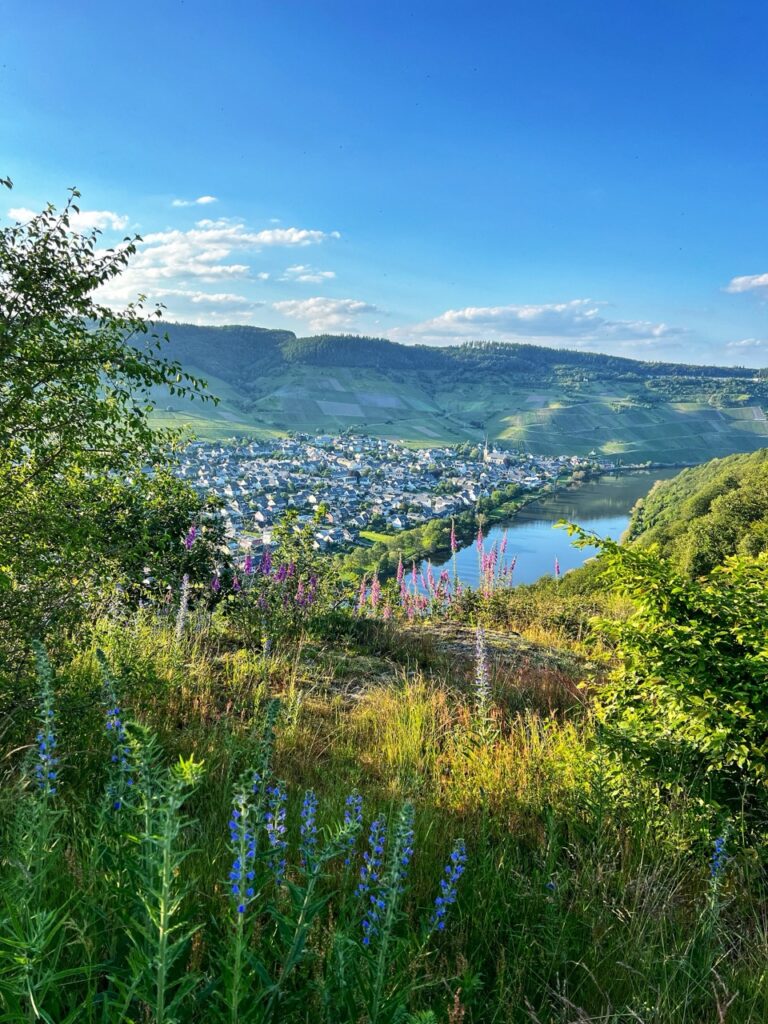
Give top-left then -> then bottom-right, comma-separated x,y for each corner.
151,322 -> 768,462
626,448 -> 768,574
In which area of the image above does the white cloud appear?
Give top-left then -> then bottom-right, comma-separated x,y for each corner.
726,337 -> 768,350
8,206 -> 129,231
273,296 -> 378,331
399,299 -> 683,346
171,195 -> 218,207
726,273 -> 768,294
282,264 -> 337,283
96,216 -> 340,315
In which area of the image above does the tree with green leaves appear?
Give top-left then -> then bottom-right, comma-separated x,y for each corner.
0,184 -> 219,667
570,526 -> 768,820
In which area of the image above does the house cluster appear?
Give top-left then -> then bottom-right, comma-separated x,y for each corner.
174,434 -> 604,555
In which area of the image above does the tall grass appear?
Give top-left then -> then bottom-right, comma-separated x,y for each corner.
1,615 -> 767,1022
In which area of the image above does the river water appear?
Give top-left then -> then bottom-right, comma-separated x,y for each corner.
422,468 -> 681,588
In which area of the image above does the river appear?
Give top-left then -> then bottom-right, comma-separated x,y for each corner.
421,468 -> 681,588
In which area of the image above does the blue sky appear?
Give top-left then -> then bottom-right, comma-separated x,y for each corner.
3,1 -> 767,363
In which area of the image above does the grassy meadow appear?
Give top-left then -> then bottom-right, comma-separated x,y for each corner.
3,587 -> 768,1024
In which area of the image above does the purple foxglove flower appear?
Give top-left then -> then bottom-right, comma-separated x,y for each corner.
184,525 -> 197,550
211,575 -> 221,593
244,554 -> 254,575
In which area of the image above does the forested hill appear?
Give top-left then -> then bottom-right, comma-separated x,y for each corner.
626,448 -> 768,574
152,322 -> 768,462
159,322 -> 760,382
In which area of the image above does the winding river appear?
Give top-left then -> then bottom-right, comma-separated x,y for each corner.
422,468 -> 681,588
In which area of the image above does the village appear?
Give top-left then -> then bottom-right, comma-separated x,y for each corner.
174,433 -> 609,555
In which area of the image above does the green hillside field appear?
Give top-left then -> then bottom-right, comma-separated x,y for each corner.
148,322 -> 768,460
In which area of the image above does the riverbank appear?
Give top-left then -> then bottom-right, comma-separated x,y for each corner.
336,464 -> 685,581
336,470 -> 590,579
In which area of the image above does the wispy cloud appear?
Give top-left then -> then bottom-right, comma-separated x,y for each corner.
8,206 -> 129,231
282,264 -> 336,283
97,216 -> 341,317
726,337 -> 768,350
171,195 -> 218,207
398,299 -> 684,347
273,296 -> 378,331
725,273 -> 768,294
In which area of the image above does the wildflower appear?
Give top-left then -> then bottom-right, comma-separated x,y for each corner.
474,627 -> 491,711
211,575 -> 221,593
264,782 -> 288,882
228,792 -> 258,914
430,839 -> 467,932
343,792 -> 363,866
105,703 -> 133,808
300,789 -> 318,866
232,575 -> 241,593
259,547 -> 272,575
396,554 -> 404,585
357,574 -> 367,615
554,556 -> 561,579
175,573 -> 190,640
710,835 -> 728,879
396,804 -> 415,889
183,525 -> 197,550
356,819 -> 386,898
370,574 -> 381,610
450,519 -> 457,554
244,553 -> 254,575
476,526 -> 483,552
33,646 -> 59,798
362,804 -> 414,946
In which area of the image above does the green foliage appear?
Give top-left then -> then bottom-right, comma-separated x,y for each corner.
0,190 -> 217,667
627,449 -> 768,575
571,528 -> 768,812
